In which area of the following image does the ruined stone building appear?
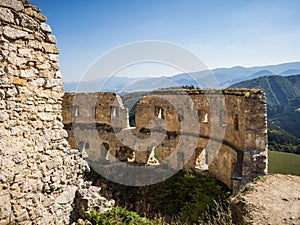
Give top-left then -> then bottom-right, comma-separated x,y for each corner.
63,89 -> 268,190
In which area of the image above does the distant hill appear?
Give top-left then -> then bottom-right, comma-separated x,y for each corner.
247,70 -> 273,80
230,75 -> 300,117
250,61 -> 300,74
230,74 -> 300,153
63,77 -> 139,93
63,61 -> 300,92
279,69 -> 300,76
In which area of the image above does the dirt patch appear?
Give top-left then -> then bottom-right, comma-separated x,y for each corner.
232,174 -> 300,225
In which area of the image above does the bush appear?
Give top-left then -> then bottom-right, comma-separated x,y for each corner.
151,171 -> 231,224
198,200 -> 233,225
87,170 -> 231,225
84,207 -> 158,225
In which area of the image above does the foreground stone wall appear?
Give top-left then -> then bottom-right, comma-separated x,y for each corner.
0,1 -> 114,224
62,89 -> 268,189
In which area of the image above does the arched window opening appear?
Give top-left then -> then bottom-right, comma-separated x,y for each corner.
195,148 -> 208,170
178,109 -> 184,122
220,110 -> 226,127
155,106 -> 164,119
111,106 -> 119,118
74,106 -> 80,117
198,110 -> 208,123
234,114 -> 239,131
177,152 -> 185,169
100,143 -> 109,161
78,141 -> 89,158
78,141 -> 84,151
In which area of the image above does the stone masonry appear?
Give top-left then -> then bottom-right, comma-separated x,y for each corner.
62,89 -> 268,191
0,1 -> 113,224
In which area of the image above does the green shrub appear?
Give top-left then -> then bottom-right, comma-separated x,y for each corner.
86,170 -> 231,225
198,200 -> 233,225
84,207 -> 157,225
151,171 -> 231,224
241,184 -> 255,194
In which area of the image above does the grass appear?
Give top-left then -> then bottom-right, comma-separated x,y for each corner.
268,150 -> 300,176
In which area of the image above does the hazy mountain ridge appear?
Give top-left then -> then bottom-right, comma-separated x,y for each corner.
63,61 -> 300,92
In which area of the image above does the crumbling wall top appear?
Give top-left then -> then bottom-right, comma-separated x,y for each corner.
152,88 -> 264,96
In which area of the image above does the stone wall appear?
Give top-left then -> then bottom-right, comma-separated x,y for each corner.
62,89 -> 268,190
135,89 -> 268,187
0,1 -> 113,224
63,92 -> 130,162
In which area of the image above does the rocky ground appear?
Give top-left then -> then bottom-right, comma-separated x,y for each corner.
232,174 -> 300,225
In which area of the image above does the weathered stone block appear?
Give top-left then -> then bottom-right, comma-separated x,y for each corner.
28,40 -> 43,50
40,22 -> 52,33
0,8 -> 14,24
33,12 -> 47,22
0,0 -> 24,11
46,34 -> 57,43
3,26 -> 28,39
17,48 -> 33,57
0,111 -> 9,122
55,186 -> 77,204
45,78 -> 62,88
0,191 -> 11,223
42,42 -> 59,54
12,77 -> 27,86
29,78 -> 45,87
49,54 -> 59,62
20,68 -> 37,78
23,7 -> 33,16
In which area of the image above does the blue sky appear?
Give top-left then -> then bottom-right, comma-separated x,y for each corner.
31,0 -> 300,82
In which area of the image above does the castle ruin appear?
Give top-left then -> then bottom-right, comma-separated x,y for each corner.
62,89 -> 268,190
0,0 -> 268,224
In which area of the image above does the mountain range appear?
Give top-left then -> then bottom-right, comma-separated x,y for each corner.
63,61 -> 300,93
